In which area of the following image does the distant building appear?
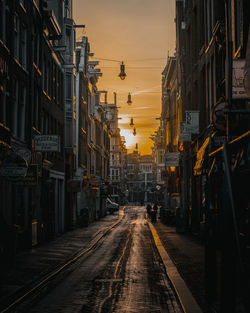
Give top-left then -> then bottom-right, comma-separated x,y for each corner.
126,151 -> 155,204
102,93 -> 127,204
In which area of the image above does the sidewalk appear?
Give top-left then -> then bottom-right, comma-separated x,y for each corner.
0,213 -> 120,310
154,221 -> 207,313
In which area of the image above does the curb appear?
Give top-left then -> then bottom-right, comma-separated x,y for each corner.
148,221 -> 203,313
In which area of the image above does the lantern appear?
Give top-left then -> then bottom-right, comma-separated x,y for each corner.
127,93 -> 132,105
118,61 -> 126,80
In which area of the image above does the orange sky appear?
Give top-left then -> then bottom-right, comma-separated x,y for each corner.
74,0 -> 176,154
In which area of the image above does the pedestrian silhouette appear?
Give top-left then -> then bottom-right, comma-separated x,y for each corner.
146,204 -> 152,219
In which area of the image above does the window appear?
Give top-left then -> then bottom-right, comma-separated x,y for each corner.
66,73 -> 72,99
14,15 -> 19,60
233,0 -> 242,53
43,56 -> 48,92
34,33 -> 39,67
17,86 -> 26,140
20,24 -> 27,68
65,0 -> 71,18
5,6 -> 11,49
33,86 -> 39,129
12,80 -> 18,136
0,1 -> 4,42
206,0 -> 214,45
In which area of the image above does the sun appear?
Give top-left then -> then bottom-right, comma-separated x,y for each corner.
120,129 -> 136,149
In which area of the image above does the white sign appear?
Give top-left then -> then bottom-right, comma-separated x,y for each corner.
165,152 -> 179,167
186,111 -> 199,134
233,59 -> 247,99
34,135 -> 60,152
179,122 -> 191,142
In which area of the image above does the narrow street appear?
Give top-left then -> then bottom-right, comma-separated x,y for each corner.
14,207 -> 182,313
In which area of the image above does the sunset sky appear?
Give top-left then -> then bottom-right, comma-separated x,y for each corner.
73,0 -> 176,154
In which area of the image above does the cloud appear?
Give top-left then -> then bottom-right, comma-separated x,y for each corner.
133,106 -> 151,110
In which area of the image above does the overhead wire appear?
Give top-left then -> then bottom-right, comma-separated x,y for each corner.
92,57 -> 166,63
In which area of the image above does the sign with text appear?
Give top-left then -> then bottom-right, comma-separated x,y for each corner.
233,59 -> 247,99
186,111 -> 199,134
1,166 -> 27,177
165,152 -> 179,167
179,122 -> 192,142
34,135 -> 60,152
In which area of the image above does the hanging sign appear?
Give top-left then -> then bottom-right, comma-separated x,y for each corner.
179,122 -> 191,142
34,135 -> 60,152
233,59 -> 247,99
165,152 -> 179,167
186,111 -> 199,134
15,147 -> 32,163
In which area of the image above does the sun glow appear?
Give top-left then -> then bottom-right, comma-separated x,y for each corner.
120,129 -> 137,149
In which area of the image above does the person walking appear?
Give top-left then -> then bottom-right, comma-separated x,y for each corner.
150,208 -> 157,223
146,204 -> 152,219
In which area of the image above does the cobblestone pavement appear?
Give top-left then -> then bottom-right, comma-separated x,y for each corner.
0,212 -> 120,309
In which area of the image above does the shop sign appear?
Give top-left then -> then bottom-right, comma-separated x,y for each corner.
1,166 -> 27,177
15,147 -> 32,163
179,122 -> 191,142
232,59 -> 247,99
34,135 -> 60,152
14,164 -> 38,186
165,152 -> 179,167
186,111 -> 199,134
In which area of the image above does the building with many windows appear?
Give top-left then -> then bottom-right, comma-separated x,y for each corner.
0,0 -> 66,249
102,93 -> 127,205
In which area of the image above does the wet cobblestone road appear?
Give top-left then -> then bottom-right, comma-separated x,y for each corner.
17,207 -> 183,313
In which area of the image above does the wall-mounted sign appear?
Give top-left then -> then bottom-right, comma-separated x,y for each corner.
1,166 -> 27,177
34,135 -> 60,152
233,59 -> 247,99
179,122 -> 191,142
165,152 -> 179,167
186,111 -> 199,134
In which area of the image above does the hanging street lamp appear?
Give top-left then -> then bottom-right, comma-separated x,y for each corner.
127,92 -> 132,105
119,61 -> 127,80
129,117 -> 134,127
133,127 -> 136,136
